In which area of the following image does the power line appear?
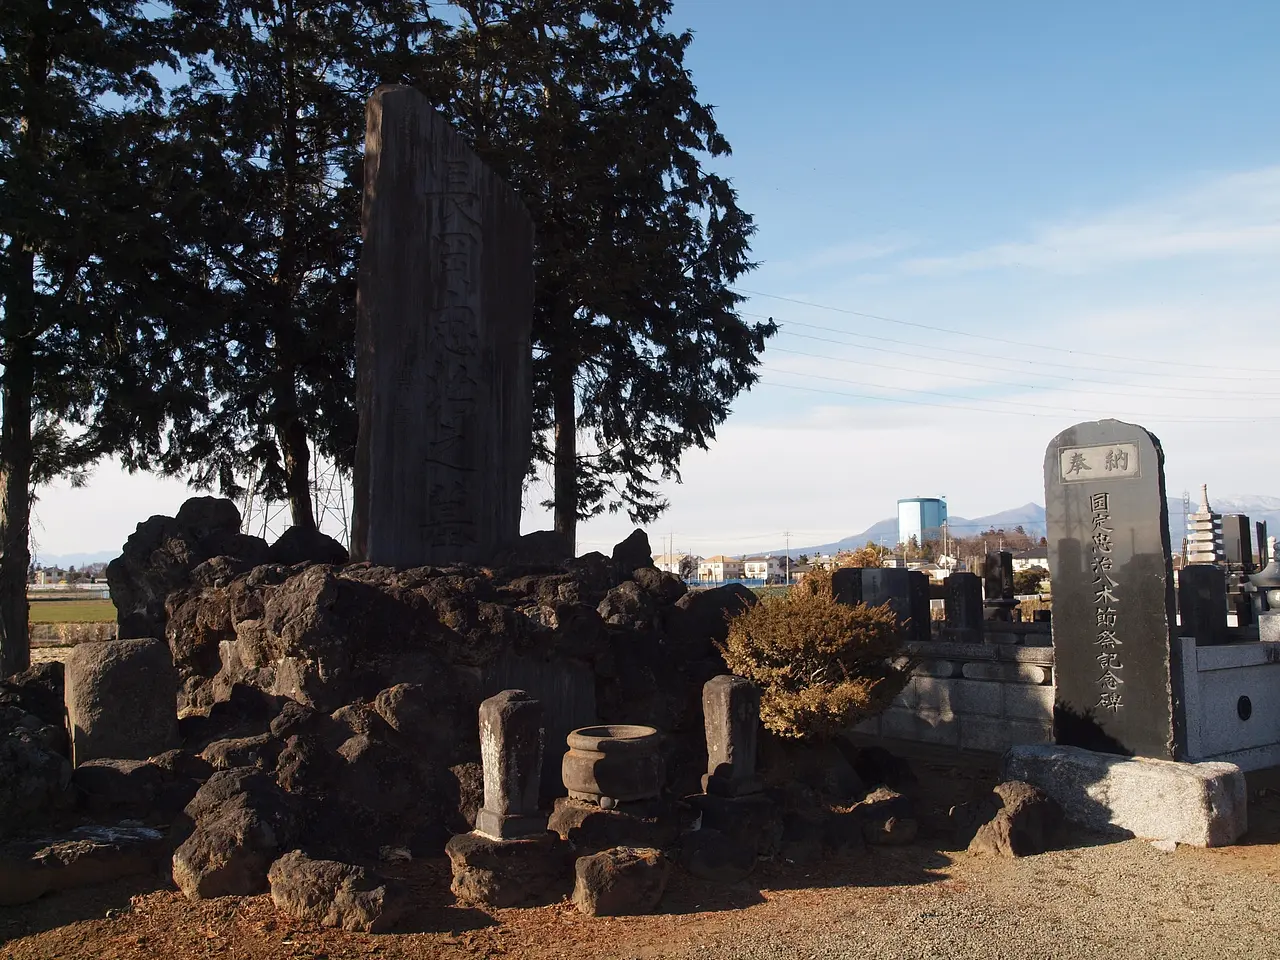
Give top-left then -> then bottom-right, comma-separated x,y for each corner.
734,286 -> 1279,374
756,378 -> 1278,423
767,343 -> 1280,403
748,312 -> 1277,384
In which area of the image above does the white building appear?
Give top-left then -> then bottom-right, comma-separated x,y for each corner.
742,555 -> 786,581
1011,548 -> 1049,572
699,555 -> 745,582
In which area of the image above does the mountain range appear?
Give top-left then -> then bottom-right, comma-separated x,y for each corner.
785,495 -> 1280,559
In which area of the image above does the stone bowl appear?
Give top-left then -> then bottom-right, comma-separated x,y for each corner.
562,724 -> 663,805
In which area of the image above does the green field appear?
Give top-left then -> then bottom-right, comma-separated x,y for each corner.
28,596 -> 117,623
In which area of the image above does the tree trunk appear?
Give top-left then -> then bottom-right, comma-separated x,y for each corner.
277,415 -> 316,532
552,361 -> 577,552
0,244 -> 35,678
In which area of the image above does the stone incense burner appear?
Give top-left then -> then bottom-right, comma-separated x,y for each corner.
562,724 -> 663,808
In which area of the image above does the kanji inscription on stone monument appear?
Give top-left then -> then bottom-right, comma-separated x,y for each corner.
352,85 -> 533,567
1044,419 -> 1182,760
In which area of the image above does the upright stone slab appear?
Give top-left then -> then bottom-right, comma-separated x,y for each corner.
352,84 -> 533,566
1044,420 -> 1180,759
983,551 -> 1018,621
1177,564 -> 1227,646
701,676 -> 762,797
474,690 -> 547,840
945,571 -> 984,642
1222,515 -> 1254,571
907,571 -> 932,642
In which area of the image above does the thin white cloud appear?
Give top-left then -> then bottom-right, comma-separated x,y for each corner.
903,166 -> 1280,276
769,235 -> 914,275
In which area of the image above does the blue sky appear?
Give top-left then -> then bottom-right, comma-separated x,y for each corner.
34,1 -> 1280,560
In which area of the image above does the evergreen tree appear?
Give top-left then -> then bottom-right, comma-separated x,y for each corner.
411,1 -> 774,549
156,0 -> 426,529
0,0 -> 202,674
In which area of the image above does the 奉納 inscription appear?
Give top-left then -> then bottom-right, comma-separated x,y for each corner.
1059,442 -> 1141,483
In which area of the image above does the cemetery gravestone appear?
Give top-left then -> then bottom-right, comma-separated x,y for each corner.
1044,419 -> 1181,760
1177,565 -> 1227,646
945,571 -> 984,642
352,84 -> 534,567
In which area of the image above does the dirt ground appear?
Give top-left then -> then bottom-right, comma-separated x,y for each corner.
3,778 -> 1278,960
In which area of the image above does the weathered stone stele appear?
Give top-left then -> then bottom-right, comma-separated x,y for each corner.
474,690 -> 547,840
1044,419 -> 1181,760
352,84 -> 533,567
701,676 -> 762,797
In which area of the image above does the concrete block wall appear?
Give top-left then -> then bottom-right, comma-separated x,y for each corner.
855,640 -> 1055,753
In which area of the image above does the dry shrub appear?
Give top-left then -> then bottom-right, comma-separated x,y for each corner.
719,567 -> 914,741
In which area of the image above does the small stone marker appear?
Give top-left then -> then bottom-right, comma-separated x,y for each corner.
945,571 -> 984,642
701,676 -> 762,797
352,84 -> 534,567
474,690 -> 547,840
65,638 -> 179,767
1044,419 -> 1180,760
982,551 -> 1017,621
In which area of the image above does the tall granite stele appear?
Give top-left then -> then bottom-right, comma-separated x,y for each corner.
1044,419 -> 1182,760
352,84 -> 534,566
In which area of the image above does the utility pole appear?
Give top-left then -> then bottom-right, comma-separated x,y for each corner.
785,530 -> 791,586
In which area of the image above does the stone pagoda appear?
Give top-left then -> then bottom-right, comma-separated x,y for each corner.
1186,484 -> 1225,565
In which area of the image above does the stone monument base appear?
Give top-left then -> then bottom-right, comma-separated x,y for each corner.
444,830 -> 572,908
474,808 -> 548,842
548,797 -> 679,855
1259,613 -> 1280,643
1002,744 -> 1246,847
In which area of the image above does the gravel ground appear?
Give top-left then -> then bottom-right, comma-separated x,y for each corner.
3,824 -> 1277,960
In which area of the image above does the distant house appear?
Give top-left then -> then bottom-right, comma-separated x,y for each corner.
789,562 -> 814,583
1012,548 -> 1049,573
699,555 -> 745,582
654,553 -> 700,577
743,555 -> 787,581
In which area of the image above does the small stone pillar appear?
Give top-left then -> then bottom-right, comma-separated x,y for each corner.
474,690 -> 547,840
1177,564 -> 1228,646
983,551 -> 1018,622
701,676 -> 762,797
945,571 -> 984,642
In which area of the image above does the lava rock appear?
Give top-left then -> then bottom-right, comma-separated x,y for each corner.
267,526 -> 350,566
445,831 -> 573,908
967,780 -> 1064,858
631,567 -> 687,606
72,758 -> 163,812
549,797 -> 680,855
0,822 -> 167,906
671,584 -> 758,656
201,734 -> 283,772
0,727 -> 73,838
172,767 -> 297,899
597,581 -> 658,628
612,530 -> 655,579
572,846 -> 670,917
858,787 -> 919,846
268,849 -> 407,932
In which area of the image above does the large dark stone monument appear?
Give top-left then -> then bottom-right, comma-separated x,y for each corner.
1044,419 -> 1181,760
1222,515 -> 1255,571
352,84 -> 534,566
